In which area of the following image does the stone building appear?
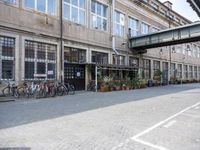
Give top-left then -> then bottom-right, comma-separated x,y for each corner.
0,0 -> 200,90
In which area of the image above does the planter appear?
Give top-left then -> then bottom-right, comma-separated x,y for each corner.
100,85 -> 109,92
122,86 -> 126,90
115,86 -> 121,91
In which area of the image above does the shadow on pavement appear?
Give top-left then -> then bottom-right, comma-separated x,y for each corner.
0,84 -> 199,129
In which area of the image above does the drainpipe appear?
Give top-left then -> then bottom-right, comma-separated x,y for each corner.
112,0 -> 119,55
60,0 -> 63,83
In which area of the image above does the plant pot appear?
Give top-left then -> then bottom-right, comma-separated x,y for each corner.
100,85 -> 109,92
115,86 -> 121,91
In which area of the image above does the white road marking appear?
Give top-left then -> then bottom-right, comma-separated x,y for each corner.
194,106 -> 199,110
111,101 -> 200,150
132,101 -> 200,139
133,137 -> 170,150
163,120 -> 176,128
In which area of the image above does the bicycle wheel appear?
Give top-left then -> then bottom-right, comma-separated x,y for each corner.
49,86 -> 56,97
13,88 -> 19,98
17,87 -> 26,98
2,87 -> 10,97
57,86 -> 64,96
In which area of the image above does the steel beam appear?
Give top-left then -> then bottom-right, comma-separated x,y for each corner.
130,22 -> 200,52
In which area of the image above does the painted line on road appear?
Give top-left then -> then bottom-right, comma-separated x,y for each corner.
110,101 -> 200,150
163,120 -> 176,128
132,101 -> 200,139
194,106 -> 199,110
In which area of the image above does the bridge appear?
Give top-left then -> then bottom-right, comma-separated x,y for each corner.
129,22 -> 200,53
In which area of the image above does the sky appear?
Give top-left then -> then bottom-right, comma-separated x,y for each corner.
159,0 -> 199,22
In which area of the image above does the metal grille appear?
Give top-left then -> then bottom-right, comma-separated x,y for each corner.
0,36 -> 15,80
92,51 -> 108,64
25,40 -> 57,80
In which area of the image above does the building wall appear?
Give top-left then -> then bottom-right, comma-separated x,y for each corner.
0,0 -> 200,85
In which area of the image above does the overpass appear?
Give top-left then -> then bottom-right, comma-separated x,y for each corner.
129,22 -> 200,53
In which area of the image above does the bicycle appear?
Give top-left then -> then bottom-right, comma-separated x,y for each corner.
58,82 -> 75,95
2,81 -> 19,98
87,80 -> 96,92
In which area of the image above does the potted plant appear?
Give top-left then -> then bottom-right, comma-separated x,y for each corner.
114,81 -> 121,91
100,76 -> 112,92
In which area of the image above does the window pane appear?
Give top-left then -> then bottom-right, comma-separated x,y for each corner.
25,0 -> 34,8
79,0 -> 85,9
92,14 -> 97,28
72,7 -> 78,22
2,38 -> 14,57
79,10 -> 85,25
97,17 -> 101,29
97,3 -> 101,16
64,4 -> 70,19
72,0 -> 78,6
2,60 -> 13,79
25,61 -> 34,79
103,19 -> 107,31
37,62 -> 46,74
91,1 -> 95,13
37,0 -> 46,12
103,5 -> 107,17
48,0 -> 55,15
48,63 -> 55,78
64,0 -> 70,3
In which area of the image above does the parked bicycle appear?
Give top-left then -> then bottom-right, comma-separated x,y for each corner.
58,82 -> 75,95
2,81 -> 19,98
87,80 -> 96,92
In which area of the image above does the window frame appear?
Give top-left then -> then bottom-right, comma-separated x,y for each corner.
63,0 -> 86,25
128,16 -> 139,37
141,22 -> 150,35
0,36 -> 15,80
91,0 -> 108,31
24,0 -> 56,16
24,40 -> 57,80
114,10 -> 125,37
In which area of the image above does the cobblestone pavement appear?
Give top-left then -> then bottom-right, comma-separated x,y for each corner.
0,84 -> 200,150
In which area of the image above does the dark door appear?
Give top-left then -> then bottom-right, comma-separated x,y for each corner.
64,63 -> 85,90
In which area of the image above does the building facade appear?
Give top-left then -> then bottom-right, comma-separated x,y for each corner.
0,0 -> 200,90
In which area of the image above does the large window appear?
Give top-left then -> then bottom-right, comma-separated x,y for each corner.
0,36 -> 15,80
128,17 -> 138,37
153,60 -> 160,76
24,0 -> 56,15
177,64 -> 182,78
63,0 -> 85,25
141,22 -> 149,34
114,11 -> 125,37
113,55 -> 125,66
91,0 -> 107,31
25,40 -> 57,80
170,63 -> 176,77
189,66 -> 193,79
194,66 -> 197,79
92,51 -> 108,65
142,59 -> 151,79
129,57 -> 139,67
184,65 -> 188,79
64,47 -> 86,63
